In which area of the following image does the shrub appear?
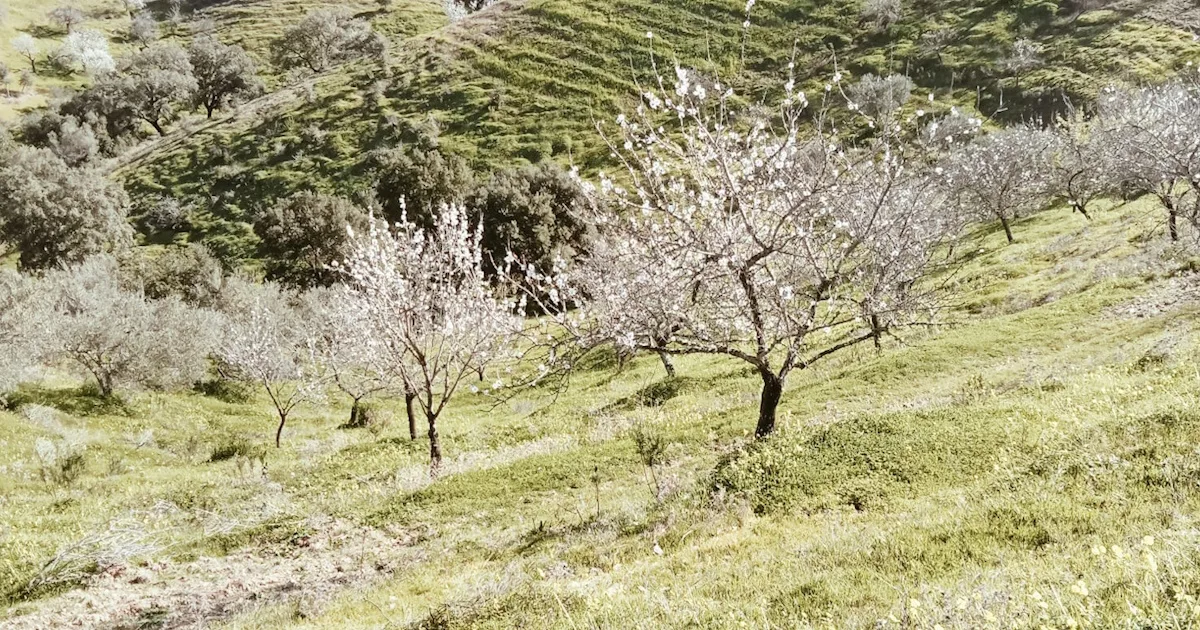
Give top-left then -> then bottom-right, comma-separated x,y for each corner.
120,243 -> 224,307
253,192 -> 369,289
193,374 -> 254,403
341,400 -> 389,430
35,437 -> 87,485
208,433 -> 264,463
711,411 -> 1007,514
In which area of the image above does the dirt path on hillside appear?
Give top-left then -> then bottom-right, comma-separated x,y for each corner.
2,517 -> 427,630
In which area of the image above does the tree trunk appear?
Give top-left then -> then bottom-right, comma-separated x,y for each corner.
405,390 -> 417,440
205,103 -> 215,118
150,119 -> 166,136
275,412 -> 288,448
658,351 -> 677,378
28,58 -> 36,73
1074,203 -> 1091,221
349,397 -> 361,427
1169,207 -> 1179,242
1000,216 -> 1015,244
754,371 -> 784,438
427,413 -> 442,473
871,314 -> 883,352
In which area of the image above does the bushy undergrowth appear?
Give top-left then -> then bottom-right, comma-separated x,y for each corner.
711,410 -> 1013,515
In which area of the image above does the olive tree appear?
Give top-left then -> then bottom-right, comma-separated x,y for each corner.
339,205 -> 523,469
0,270 -> 45,397
271,8 -> 384,73
516,68 -> 958,438
217,282 -> 327,447
188,36 -> 262,118
40,256 -> 220,398
0,147 -> 132,271
860,0 -> 901,31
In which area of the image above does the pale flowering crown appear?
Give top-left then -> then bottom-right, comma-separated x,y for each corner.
514,59 -> 956,380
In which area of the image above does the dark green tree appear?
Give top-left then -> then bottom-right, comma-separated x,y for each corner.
254,192 -> 370,289
0,147 -> 132,271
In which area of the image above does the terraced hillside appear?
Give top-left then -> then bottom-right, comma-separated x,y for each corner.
0,0 -> 445,118
4,196 -> 1200,628
114,0 -> 1200,260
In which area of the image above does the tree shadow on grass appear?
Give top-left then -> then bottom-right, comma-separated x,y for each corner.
6,384 -> 133,417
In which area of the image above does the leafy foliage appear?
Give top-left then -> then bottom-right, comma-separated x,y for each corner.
0,147 -> 132,271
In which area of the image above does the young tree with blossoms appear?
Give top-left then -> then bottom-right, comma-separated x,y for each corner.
941,125 -> 1056,243
218,283 -> 327,447
1099,81 -> 1200,244
516,66 -> 958,438
301,287 -> 409,433
339,204 -> 523,469
1047,108 -> 1118,221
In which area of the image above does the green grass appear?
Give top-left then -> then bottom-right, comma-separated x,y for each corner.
0,0 -> 446,120
4,197 -> 1200,627
110,0 -> 1200,265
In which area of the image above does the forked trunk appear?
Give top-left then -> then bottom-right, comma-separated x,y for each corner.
754,371 -> 784,438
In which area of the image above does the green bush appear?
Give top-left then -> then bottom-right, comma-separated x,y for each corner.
194,376 -> 254,404
711,410 -> 1009,515
208,433 -> 265,463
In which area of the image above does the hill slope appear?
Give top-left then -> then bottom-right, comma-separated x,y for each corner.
2,196 -> 1200,628
109,0 -> 1200,263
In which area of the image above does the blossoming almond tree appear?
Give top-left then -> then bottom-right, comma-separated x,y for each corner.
1100,80 -> 1200,245
218,284 -> 327,447
339,204 -> 523,469
941,125 -> 1057,244
302,287 -> 409,433
519,67 -> 958,438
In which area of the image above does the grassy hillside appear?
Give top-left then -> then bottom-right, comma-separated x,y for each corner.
0,0 -> 445,119
109,0 -> 1200,264
4,195 -> 1200,627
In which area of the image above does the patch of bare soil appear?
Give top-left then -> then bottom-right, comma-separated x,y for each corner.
2,517 -> 428,630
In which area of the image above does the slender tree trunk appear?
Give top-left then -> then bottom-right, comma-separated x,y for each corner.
658,351 -> 677,378
1168,206 -> 1179,242
349,397 -> 361,427
27,58 -> 36,73
1074,203 -> 1091,221
405,390 -> 417,440
150,119 -> 166,136
205,103 -> 215,118
427,413 -> 442,473
1000,216 -> 1015,244
275,411 -> 288,448
754,371 -> 784,438
871,314 -> 883,352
